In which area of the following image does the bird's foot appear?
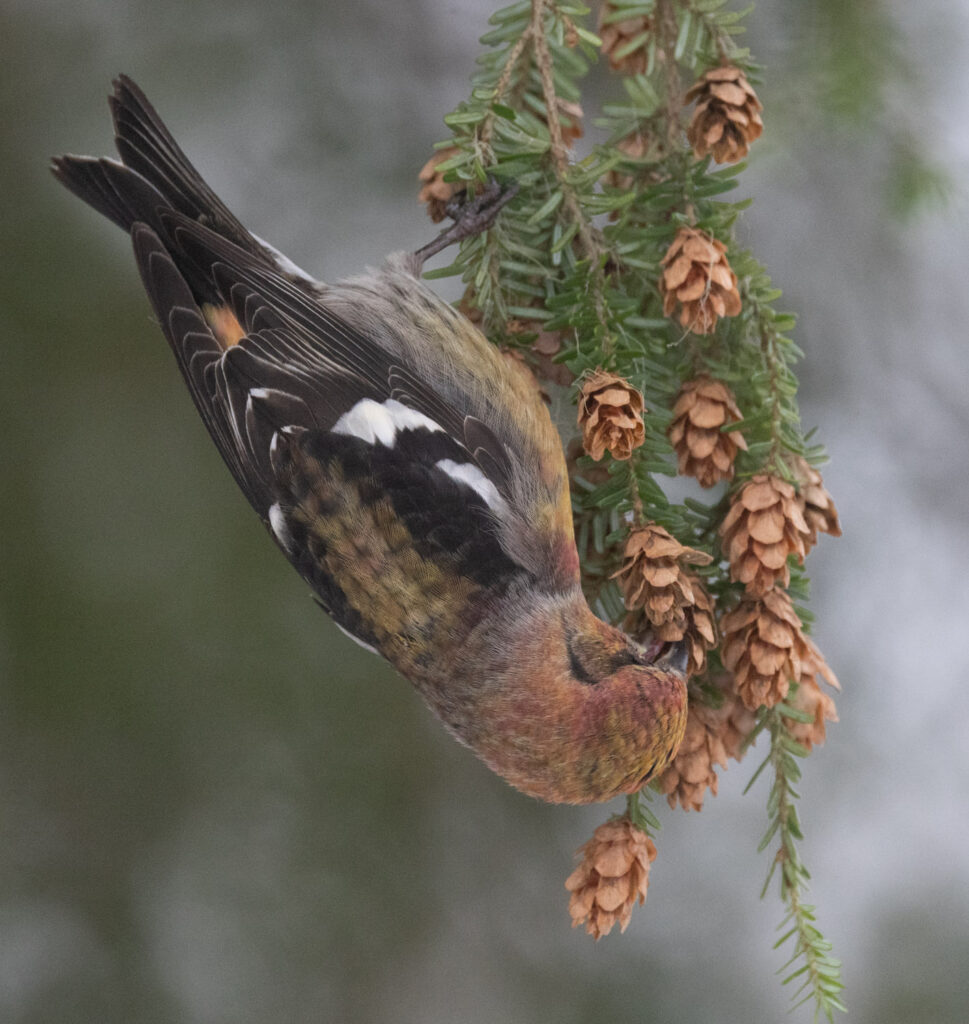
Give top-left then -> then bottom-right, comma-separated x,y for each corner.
414,179 -> 519,266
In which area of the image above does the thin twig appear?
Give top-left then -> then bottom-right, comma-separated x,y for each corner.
530,0 -> 612,345
656,0 -> 685,155
479,28 -> 534,149
530,0 -> 600,259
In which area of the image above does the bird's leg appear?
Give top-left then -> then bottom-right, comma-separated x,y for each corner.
414,179 -> 520,266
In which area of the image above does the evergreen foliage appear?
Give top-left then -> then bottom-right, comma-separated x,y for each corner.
423,1 -> 844,1016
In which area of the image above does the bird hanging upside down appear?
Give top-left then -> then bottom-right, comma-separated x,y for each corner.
52,77 -> 687,804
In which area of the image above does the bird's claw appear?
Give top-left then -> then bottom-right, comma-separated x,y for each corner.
415,178 -> 520,265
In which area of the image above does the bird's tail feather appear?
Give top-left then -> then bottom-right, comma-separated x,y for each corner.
52,75 -> 257,256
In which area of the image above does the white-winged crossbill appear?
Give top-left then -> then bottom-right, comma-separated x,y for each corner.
52,77 -> 688,804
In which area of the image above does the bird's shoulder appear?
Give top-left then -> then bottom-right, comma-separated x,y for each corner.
321,260 -> 579,580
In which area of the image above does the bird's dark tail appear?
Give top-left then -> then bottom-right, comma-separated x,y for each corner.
51,75 -> 257,256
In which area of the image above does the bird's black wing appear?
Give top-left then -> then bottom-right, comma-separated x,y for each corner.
129,218 -> 530,652
52,76 -> 533,655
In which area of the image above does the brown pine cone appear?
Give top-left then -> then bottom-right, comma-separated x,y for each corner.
557,99 -> 585,147
720,474 -> 812,595
417,146 -> 462,223
660,227 -> 742,335
791,456 -> 842,551
605,131 -> 659,192
516,323 -> 575,389
615,523 -> 715,675
658,678 -> 758,811
565,817 -> 657,938
533,331 -> 573,386
577,369 -> 646,461
657,699 -> 726,812
718,685 -> 759,761
599,4 -> 652,75
784,676 -> 838,752
668,376 -> 748,487
783,636 -> 840,751
686,65 -> 764,164
678,583 -> 718,677
720,588 -> 808,710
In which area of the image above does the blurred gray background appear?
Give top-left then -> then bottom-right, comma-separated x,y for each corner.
3,1 -> 968,1021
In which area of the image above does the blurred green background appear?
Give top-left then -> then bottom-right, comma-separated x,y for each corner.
3,1 -> 968,1022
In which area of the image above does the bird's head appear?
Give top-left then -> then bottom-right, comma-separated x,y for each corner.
472,598 -> 690,804
558,621 -> 689,802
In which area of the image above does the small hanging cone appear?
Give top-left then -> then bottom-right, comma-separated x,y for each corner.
577,369 -> 646,461
658,674 -> 757,811
657,700 -> 715,812
556,98 -> 585,147
506,319 -> 575,390
680,584 -> 718,676
720,588 -> 812,711
599,4 -> 652,75
783,636 -> 840,751
565,817 -> 657,938
616,523 -> 713,609
606,131 -> 659,192
791,456 -> 842,551
784,677 -> 838,752
624,594 -> 716,677
615,523 -> 716,675
659,707 -> 726,811
718,683 -> 759,761
668,376 -> 748,487
418,146 -> 462,223
531,326 -> 575,388
720,474 -> 812,595
660,227 -> 742,336
686,65 -> 764,164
